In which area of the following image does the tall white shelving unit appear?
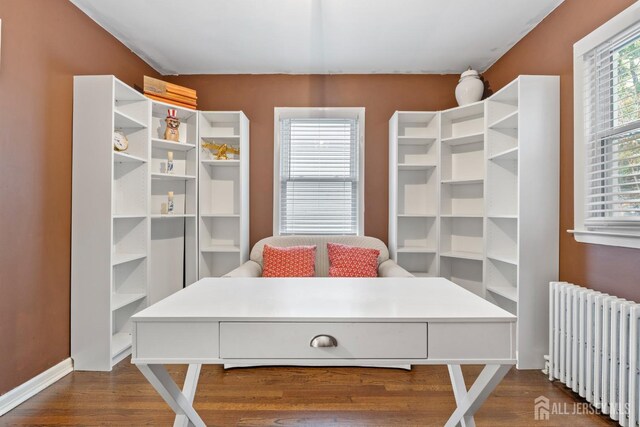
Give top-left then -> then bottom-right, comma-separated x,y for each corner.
198,111 -> 250,277
388,75 -> 559,369
388,112 -> 440,277
149,100 -> 199,304
72,76 -> 150,370
72,78 -> 248,371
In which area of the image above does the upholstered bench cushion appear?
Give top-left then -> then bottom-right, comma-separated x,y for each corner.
250,235 -> 390,277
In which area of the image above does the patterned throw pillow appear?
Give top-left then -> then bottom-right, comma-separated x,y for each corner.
327,243 -> 380,277
261,244 -> 317,277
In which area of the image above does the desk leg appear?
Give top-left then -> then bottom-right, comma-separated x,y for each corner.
137,364 -> 205,427
174,364 -> 202,427
445,364 -> 511,427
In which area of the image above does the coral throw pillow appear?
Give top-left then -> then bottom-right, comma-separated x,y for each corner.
261,244 -> 317,277
327,243 -> 380,277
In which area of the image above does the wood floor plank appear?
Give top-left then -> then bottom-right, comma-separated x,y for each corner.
0,359 -> 617,426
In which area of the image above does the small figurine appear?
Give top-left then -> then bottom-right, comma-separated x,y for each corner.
201,141 -> 240,160
164,109 -> 180,142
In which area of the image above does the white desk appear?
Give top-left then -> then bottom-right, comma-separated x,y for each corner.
132,277 -> 516,427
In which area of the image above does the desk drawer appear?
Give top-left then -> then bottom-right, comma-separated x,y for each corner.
219,322 -> 427,359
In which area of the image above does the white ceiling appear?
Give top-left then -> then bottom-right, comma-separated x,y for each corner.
70,0 -> 563,75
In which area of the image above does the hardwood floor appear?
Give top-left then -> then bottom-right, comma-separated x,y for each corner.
2,359 -> 617,426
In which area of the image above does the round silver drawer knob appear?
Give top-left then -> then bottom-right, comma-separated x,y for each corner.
310,335 -> 338,348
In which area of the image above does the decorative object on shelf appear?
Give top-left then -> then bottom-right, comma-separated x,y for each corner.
161,202 -> 168,215
455,67 -> 484,106
201,141 -> 240,160
167,151 -> 174,174
167,191 -> 174,214
164,109 -> 181,142
144,76 -> 197,109
113,129 -> 129,152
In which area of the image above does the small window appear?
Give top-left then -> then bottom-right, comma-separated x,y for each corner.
274,108 -> 364,235
573,3 -> 640,248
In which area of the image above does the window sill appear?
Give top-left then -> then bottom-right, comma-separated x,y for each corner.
568,229 -> 640,249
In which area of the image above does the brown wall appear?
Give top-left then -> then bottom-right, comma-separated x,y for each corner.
169,74 -> 459,245
0,1 -> 160,395
483,0 -> 640,301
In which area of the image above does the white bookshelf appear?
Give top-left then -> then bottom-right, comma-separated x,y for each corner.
149,100 -> 199,305
388,111 -> 440,277
388,75 -> 559,369
198,111 -> 250,277
72,76 -> 150,371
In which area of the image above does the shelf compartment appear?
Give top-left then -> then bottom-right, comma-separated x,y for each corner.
151,138 -> 197,152
113,161 -> 147,216
489,111 -> 518,130
441,132 -> 484,146
441,138 -> 484,182
488,147 -> 518,161
440,216 -> 483,256
151,102 -> 198,146
440,102 -> 484,141
397,167 -> 437,216
152,145 -> 197,177
397,216 -> 436,252
200,165 -> 240,215
112,253 -> 146,266
114,151 -> 147,163
398,163 -> 437,170
114,109 -> 147,129
151,173 -> 196,181
111,293 -> 146,311
200,216 -> 240,249
487,127 -> 518,158
440,251 -> 483,261
398,138 -> 438,165
112,217 -> 146,258
486,217 -> 518,265
486,157 -> 518,217
397,247 -> 437,253
486,257 -> 518,303
200,251 -> 241,277
151,177 -> 196,216
440,181 -> 484,217
111,332 -> 131,358
440,256 -> 483,296
396,112 -> 438,140
396,252 -> 437,277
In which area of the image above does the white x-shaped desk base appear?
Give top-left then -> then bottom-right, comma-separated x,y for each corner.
137,363 -> 512,427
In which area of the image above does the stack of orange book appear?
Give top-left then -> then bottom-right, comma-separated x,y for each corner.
143,76 -> 197,109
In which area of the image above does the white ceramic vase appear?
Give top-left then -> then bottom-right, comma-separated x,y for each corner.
455,69 -> 484,106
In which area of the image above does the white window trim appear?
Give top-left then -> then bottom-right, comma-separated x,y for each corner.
273,107 -> 365,236
571,2 -> 640,249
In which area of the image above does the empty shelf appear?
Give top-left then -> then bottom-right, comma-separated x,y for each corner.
201,245 -> 241,253
440,251 -> 483,261
487,254 -> 518,265
113,151 -> 147,163
151,173 -> 196,180
489,147 -> 518,161
151,138 -> 196,151
398,163 -> 437,170
112,253 -> 146,266
441,132 -> 484,146
397,247 -> 437,253
489,111 -> 518,130
487,285 -> 518,302
111,293 -> 146,311
111,332 -> 132,358
201,159 -> 240,166
114,110 -> 146,129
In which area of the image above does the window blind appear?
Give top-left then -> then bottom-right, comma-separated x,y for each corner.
279,118 -> 359,235
583,23 -> 640,227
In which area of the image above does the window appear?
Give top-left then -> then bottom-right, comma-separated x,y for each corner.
573,3 -> 640,248
274,108 -> 364,235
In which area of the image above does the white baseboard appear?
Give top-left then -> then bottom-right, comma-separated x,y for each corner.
0,358 -> 73,416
